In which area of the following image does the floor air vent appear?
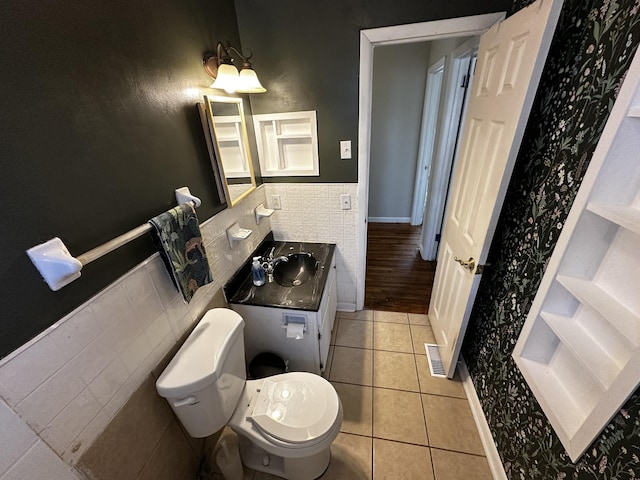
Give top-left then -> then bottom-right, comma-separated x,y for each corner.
425,343 -> 446,378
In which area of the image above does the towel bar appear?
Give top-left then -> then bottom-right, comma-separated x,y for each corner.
27,187 -> 201,291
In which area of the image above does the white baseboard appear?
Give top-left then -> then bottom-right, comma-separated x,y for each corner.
459,357 -> 507,480
337,302 -> 357,312
367,216 -> 411,223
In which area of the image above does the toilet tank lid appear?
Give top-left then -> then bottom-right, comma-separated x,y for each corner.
155,308 -> 244,398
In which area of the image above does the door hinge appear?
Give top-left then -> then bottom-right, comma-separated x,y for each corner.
318,332 -> 322,340
461,74 -> 469,88
435,233 -> 441,242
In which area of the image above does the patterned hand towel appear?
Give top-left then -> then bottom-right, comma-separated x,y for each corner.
149,203 -> 212,303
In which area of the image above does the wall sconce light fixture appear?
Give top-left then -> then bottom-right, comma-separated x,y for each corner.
203,41 -> 266,94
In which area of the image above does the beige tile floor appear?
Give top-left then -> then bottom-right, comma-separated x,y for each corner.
223,310 -> 493,480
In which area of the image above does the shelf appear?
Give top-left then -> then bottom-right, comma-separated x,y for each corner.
540,311 -> 625,388
226,222 -> 252,249
276,134 -> 312,140
517,357 -> 594,438
254,111 -> 319,177
254,203 -> 274,225
586,202 -> 640,236
556,275 -> 640,345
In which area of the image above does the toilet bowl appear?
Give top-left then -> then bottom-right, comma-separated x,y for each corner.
155,308 -> 342,480
229,372 -> 342,478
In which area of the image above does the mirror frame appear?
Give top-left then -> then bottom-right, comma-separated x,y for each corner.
203,95 -> 256,206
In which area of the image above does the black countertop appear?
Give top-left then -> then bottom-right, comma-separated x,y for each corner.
224,235 -> 336,312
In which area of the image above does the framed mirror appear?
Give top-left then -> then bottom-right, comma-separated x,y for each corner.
203,95 -> 256,206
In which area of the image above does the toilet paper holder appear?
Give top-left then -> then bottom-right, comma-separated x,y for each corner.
281,313 -> 308,333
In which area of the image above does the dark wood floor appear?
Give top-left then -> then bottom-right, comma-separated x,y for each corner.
364,222 -> 437,314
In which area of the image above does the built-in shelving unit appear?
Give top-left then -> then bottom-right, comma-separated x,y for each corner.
253,111 -> 319,176
513,48 -> 640,462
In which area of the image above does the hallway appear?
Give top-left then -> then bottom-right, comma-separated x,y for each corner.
364,223 -> 436,314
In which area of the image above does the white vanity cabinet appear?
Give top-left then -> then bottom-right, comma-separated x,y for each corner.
230,254 -> 337,375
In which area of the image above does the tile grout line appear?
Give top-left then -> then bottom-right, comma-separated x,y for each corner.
370,322 -> 375,475
407,316 -> 436,479
428,446 -> 436,480
429,446 -> 490,459
407,320 -> 430,431
335,430 -> 490,459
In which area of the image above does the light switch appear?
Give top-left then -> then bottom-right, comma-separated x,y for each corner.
340,140 -> 352,159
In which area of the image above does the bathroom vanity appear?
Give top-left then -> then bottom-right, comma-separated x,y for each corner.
224,238 -> 337,374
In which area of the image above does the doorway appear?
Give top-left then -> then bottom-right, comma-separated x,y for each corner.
356,13 -> 505,311
364,39 -> 472,313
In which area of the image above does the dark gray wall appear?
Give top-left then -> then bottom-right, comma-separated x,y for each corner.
0,0 -> 240,357
234,0 -> 512,183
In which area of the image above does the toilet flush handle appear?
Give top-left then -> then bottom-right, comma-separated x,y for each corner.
172,396 -> 197,408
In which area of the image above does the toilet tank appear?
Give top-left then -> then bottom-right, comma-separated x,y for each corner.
156,308 -> 246,438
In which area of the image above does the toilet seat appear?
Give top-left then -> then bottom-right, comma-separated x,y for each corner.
229,372 -> 342,456
248,372 -> 340,446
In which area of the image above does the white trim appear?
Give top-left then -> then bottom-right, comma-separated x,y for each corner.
337,302 -> 357,312
367,216 -> 411,223
459,357 -> 507,480
356,12 -> 506,311
411,57 -> 445,226
418,242 -> 426,259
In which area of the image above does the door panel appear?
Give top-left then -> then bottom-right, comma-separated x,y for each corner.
428,0 -> 563,377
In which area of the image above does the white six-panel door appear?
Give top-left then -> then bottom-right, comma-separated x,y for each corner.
428,0 -> 563,377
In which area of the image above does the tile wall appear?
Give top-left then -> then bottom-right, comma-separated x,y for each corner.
0,186 -> 272,478
264,183 -> 359,311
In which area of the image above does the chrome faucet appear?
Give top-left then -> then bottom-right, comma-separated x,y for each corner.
263,247 -> 288,282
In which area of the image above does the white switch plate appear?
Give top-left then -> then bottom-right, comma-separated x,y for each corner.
340,194 -> 351,210
340,140 -> 352,160
270,195 -> 282,210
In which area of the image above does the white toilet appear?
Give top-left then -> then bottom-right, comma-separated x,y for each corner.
156,308 -> 343,480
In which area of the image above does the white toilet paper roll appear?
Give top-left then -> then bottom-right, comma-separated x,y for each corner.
286,322 -> 305,339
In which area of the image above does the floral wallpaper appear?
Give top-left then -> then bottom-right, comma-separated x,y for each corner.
462,0 -> 640,478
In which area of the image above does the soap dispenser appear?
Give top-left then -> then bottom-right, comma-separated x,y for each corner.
251,256 -> 266,286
